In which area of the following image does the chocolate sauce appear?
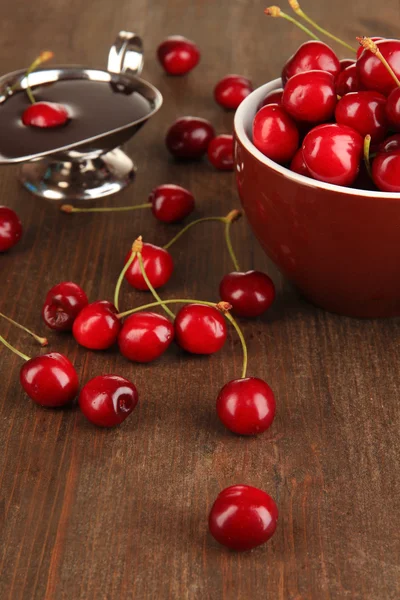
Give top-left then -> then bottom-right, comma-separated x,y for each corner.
0,78 -> 152,160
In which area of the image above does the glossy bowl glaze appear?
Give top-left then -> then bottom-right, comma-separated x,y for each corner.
234,78 -> 400,318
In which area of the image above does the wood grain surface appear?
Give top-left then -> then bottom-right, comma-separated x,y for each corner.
0,1 -> 399,598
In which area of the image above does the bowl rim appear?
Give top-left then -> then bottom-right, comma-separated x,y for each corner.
234,77 -> 400,200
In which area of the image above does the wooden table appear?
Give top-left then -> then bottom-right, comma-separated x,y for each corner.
1,1 -> 399,598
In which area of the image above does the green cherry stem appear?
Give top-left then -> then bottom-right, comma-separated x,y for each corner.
288,0 -> 356,53
60,203 -> 152,214
117,299 -> 248,380
264,6 -> 320,41
20,51 -> 55,104
357,37 -> 400,87
364,134 -> 372,179
0,333 -> 30,362
137,252 -> 175,319
224,221 -> 241,272
114,238 -> 143,312
0,312 -> 48,346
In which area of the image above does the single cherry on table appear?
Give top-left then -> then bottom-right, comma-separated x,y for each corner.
175,303 -> 227,355
72,300 -> 121,350
79,375 -> 138,427
0,206 -> 22,252
42,281 -> 88,332
209,484 -> 278,551
214,75 -> 253,110
118,312 -> 175,363
157,35 -> 200,75
166,116 -> 215,159
216,377 -> 276,435
124,243 -> 174,291
219,270 -> 275,318
149,184 -> 195,223
207,134 -> 234,171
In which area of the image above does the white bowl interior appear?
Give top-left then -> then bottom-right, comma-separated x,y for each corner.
234,78 -> 400,200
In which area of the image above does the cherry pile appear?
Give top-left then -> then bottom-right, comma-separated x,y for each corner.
256,6 -> 400,192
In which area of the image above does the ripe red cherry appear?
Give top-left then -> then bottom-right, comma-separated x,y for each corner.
336,64 -> 363,96
149,184 -> 195,223
118,312 -> 174,363
209,485 -> 278,551
290,148 -> 310,176
282,41 -> 340,85
335,91 -> 388,144
214,75 -> 253,110
175,304 -> 227,355
378,133 -> 400,153
22,101 -> 69,128
219,271 -> 275,317
79,375 -> 138,428
372,152 -> 400,192
42,282 -> 88,332
253,104 -> 299,164
386,88 -> 400,129
207,134 -> 234,171
356,36 -> 383,59
72,300 -> 121,350
124,243 -> 174,291
258,88 -> 283,109
302,124 -> 363,186
0,206 -> 22,252
157,36 -> 200,75
357,39 -> 400,95
20,352 -> 79,407
166,117 -> 215,159
216,378 -> 276,435
282,70 -> 336,123
340,58 -> 355,70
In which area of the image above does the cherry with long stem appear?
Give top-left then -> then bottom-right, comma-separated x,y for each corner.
0,312 -> 48,346
357,36 -> 400,87
114,237 -> 144,312
287,0 -> 356,53
264,6 -> 320,40
10,51 -> 54,104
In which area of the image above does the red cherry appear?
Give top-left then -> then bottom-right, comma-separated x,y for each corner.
118,312 -> 174,363
372,152 -> 400,192
72,300 -> 121,350
214,75 -> 253,110
302,123 -> 363,186
175,304 -> 227,355
149,184 -> 195,223
356,36 -> 384,59
42,282 -> 88,332
357,39 -> 400,96
208,485 -> 278,551
282,70 -> 336,123
335,91 -> 388,144
207,134 -> 234,171
340,58 -> 355,70
124,243 -> 174,291
216,378 -> 276,435
157,36 -> 200,75
166,117 -> 215,159
258,88 -> 283,109
219,271 -> 275,317
378,133 -> 400,153
22,101 -> 69,128
253,104 -> 299,164
0,206 -> 22,252
20,352 -> 79,407
79,375 -> 138,428
282,41 -> 340,85
290,148 -> 310,176
336,64 -> 364,96
386,87 -> 400,129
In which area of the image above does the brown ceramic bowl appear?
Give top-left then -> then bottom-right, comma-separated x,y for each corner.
234,78 -> 400,318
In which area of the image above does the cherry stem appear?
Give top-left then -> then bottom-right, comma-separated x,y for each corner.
118,298 -> 248,379
137,252 -> 175,319
364,134 -> 372,179
0,312 -> 48,346
287,0 -> 356,53
224,222 -> 241,272
0,333 -> 30,362
60,203 -> 152,214
114,248 -> 137,312
163,216 -> 228,250
21,51 -> 54,105
357,37 -> 400,87
264,6 -> 320,41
